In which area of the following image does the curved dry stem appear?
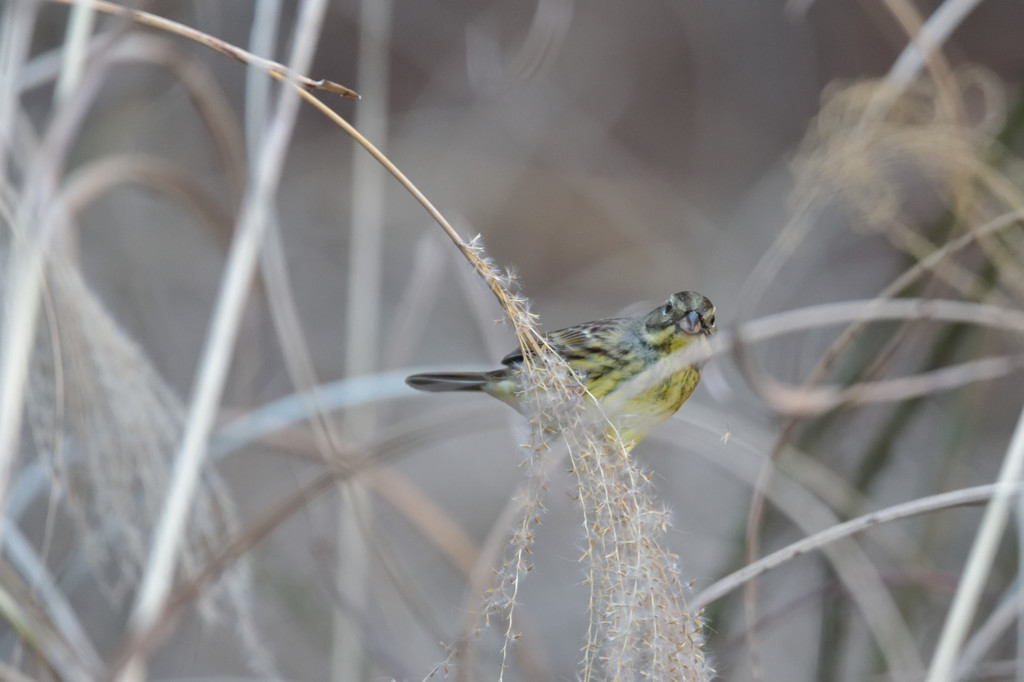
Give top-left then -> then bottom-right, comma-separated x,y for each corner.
711,297 -> 1024,451
45,0 -> 359,99
693,482 -> 1019,611
805,208 -> 1024,394
740,188 -> 1023,676
21,32 -> 248,204
750,352 -> 1024,416
101,34 -> 249,204
291,81 -> 635,677
54,155 -> 235,249
682,414 -> 925,674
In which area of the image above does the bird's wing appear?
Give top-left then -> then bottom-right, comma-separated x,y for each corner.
500,317 -> 627,366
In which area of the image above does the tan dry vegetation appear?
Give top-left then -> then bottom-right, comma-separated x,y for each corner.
2,2 -> 1024,682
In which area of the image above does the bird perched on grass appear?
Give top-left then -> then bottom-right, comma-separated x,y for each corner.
406,291 -> 715,450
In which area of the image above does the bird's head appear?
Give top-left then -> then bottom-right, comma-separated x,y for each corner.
647,291 -> 715,338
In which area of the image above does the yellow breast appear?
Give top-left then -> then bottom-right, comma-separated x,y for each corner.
605,366 -> 700,449
578,340 -> 702,450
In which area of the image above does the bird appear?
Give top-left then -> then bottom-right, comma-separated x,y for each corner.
405,291 -> 715,450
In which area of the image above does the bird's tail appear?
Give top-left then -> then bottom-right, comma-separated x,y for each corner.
405,372 -> 492,392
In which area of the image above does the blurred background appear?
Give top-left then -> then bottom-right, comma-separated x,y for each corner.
6,0 -> 1024,680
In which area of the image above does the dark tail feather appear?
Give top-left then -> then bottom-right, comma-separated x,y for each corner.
406,372 -> 490,393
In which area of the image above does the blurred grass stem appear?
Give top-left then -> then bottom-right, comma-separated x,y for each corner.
123,0 -> 327,677
336,0 -> 392,679
879,0 -> 984,111
695,482 -> 1023,611
0,0 -> 39,553
45,0 -> 359,99
925,405 -> 1024,682
54,0 -> 96,103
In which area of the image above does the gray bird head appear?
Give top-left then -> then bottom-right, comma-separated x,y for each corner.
648,291 -> 716,337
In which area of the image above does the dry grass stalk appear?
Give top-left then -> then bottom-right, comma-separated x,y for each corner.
450,245 -> 711,681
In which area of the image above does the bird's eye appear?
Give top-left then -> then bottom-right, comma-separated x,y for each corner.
679,310 -> 702,334
663,303 -> 673,317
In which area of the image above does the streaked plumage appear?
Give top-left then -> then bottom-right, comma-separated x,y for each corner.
406,291 -> 715,449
